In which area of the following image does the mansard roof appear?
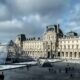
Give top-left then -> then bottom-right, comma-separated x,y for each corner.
66,31 -> 78,38
46,25 -> 55,32
17,34 -> 26,42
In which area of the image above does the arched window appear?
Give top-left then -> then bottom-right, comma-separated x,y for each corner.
64,45 -> 66,49
74,52 -> 77,57
62,52 -> 64,57
58,52 -> 60,57
70,52 -> 72,57
76,45 -> 79,49
79,52 -> 80,57
68,45 -> 70,49
66,52 -> 68,57
72,45 -> 74,49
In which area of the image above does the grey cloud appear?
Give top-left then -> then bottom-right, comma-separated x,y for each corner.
64,3 -> 80,33
0,0 -> 73,42
0,3 -> 11,21
0,18 -> 44,37
0,33 -> 16,42
0,0 -> 70,21
0,19 -> 23,33
0,0 -> 6,4
5,0 -> 69,18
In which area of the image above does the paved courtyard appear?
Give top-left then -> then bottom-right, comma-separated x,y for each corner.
2,61 -> 80,80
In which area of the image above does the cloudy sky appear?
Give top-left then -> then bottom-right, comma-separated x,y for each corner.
0,0 -> 80,43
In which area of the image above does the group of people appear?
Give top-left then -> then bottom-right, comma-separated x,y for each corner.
48,64 -> 76,79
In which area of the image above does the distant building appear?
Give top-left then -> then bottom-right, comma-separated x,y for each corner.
15,24 -> 80,59
7,40 -> 23,62
7,40 -> 17,57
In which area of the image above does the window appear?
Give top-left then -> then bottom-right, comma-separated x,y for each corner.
72,45 -> 74,49
58,52 -> 60,57
64,45 -> 66,49
74,52 -> 77,57
60,45 -> 62,49
48,45 -> 50,49
60,41 -> 62,43
70,52 -> 72,57
79,52 -> 80,57
76,45 -> 79,49
64,41 -> 65,43
77,40 -> 78,43
66,52 -> 68,57
62,52 -> 64,57
68,45 -> 70,49
72,40 -> 74,43
48,36 -> 50,40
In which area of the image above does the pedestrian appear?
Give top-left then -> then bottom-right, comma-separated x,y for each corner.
70,74 -> 73,78
0,72 -> 4,80
54,70 -> 56,74
59,68 -> 61,73
48,68 -> 51,72
65,67 -> 68,73
26,65 -> 30,71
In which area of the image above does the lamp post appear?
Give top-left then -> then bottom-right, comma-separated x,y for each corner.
54,33 -> 59,59
50,41 -> 53,58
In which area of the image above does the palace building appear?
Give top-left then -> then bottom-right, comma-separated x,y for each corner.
14,24 -> 80,59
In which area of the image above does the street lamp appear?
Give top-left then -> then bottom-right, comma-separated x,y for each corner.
50,41 -> 53,58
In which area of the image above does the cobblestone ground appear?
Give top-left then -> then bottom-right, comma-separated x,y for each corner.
3,62 -> 80,80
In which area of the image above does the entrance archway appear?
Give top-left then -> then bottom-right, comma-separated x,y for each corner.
51,54 -> 54,58
47,52 -> 50,58
58,52 -> 60,57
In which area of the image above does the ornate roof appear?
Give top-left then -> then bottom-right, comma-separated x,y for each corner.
66,31 -> 78,38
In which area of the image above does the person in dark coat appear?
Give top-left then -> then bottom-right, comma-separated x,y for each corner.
0,72 -> 4,80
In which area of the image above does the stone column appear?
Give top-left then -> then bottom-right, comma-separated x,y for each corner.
64,52 -> 65,59
76,52 -> 79,59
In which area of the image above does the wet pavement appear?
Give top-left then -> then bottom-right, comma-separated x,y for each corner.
2,62 -> 80,80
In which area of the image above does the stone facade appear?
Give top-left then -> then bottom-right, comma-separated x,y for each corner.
58,37 -> 80,59
15,24 -> 80,59
23,41 -> 47,58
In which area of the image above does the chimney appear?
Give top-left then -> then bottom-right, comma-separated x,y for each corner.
54,24 -> 57,32
57,24 -> 59,33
